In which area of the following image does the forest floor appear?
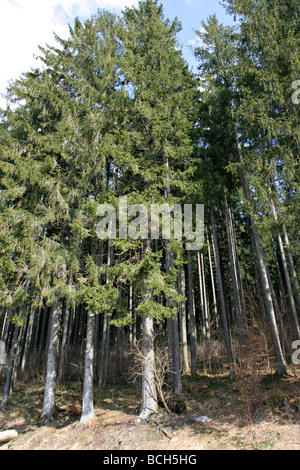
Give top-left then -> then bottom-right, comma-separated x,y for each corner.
0,366 -> 300,451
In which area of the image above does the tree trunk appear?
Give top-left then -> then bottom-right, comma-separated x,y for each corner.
272,238 -> 289,353
207,232 -> 219,331
40,301 -> 61,424
64,307 -> 74,379
1,323 -> 20,408
197,252 -> 205,338
98,241 -> 112,389
58,305 -> 71,383
164,155 -> 182,392
165,249 -> 182,393
138,312 -> 158,421
271,199 -> 300,338
178,264 -> 189,373
31,307 -> 41,354
224,192 -> 245,344
98,313 -> 108,389
187,252 -> 197,375
210,208 -> 235,374
0,309 -> 10,344
138,239 -> 158,421
235,133 -> 287,375
198,252 -> 210,340
282,224 -> 300,313
19,305 -> 35,382
39,306 -> 49,352
202,253 -> 210,340
79,311 -> 95,426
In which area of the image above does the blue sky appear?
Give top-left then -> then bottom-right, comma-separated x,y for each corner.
159,0 -> 235,71
0,0 -> 235,108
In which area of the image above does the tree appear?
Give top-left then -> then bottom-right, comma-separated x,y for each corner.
194,13 -> 288,374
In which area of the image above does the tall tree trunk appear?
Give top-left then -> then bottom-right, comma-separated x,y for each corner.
165,250 -> 182,394
202,253 -> 210,340
98,313 -> 109,389
198,252 -> 210,341
249,224 -> 266,318
0,309 -> 10,344
167,316 -> 175,383
19,306 -> 35,382
40,301 -> 61,425
138,240 -> 158,421
39,306 -> 50,355
1,322 -> 20,408
164,155 -> 182,393
129,283 -> 134,347
270,199 -> 300,338
282,224 -> 300,313
172,310 -> 182,395
272,238 -> 289,353
0,311 -> 11,376
187,252 -> 197,375
64,307 -> 74,379
210,207 -> 235,375
31,307 -> 41,354
58,305 -> 71,383
235,133 -> 287,375
207,233 -> 219,331
229,202 -> 247,327
197,252 -> 205,338
178,264 -> 189,373
98,241 -> 112,389
138,312 -> 158,421
224,192 -> 245,344
79,311 -> 96,426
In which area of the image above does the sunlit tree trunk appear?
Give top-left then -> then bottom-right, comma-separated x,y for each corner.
178,264 -> 189,373
40,301 -> 61,424
210,208 -> 235,375
1,321 -> 20,408
79,311 -> 96,426
235,134 -> 287,375
187,252 -> 197,375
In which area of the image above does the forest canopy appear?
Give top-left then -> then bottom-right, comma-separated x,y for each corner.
0,0 -> 299,426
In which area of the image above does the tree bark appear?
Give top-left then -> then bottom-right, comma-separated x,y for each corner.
224,192 -> 245,344
98,241 -> 112,389
138,312 -> 158,421
272,238 -> 289,352
271,199 -> 300,339
1,323 -> 20,408
235,133 -> 287,375
187,252 -> 197,375
138,240 -> 158,421
210,208 -> 235,374
282,224 -> 300,313
172,311 -> 182,395
58,305 -> 71,383
40,301 -> 61,424
178,264 -> 189,373
207,233 -> 219,330
79,311 -> 96,426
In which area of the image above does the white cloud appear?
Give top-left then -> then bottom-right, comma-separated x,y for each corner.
187,38 -> 198,46
0,0 -> 137,108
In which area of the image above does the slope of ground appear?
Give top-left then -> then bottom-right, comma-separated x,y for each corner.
0,369 -> 299,451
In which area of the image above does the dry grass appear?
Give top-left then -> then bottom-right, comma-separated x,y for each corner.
0,364 -> 299,451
